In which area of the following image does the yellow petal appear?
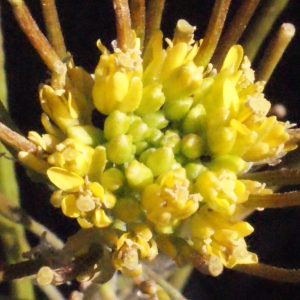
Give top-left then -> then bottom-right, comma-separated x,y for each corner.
47,167 -> 84,191
61,194 -> 81,218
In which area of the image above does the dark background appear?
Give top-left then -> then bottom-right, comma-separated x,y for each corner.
1,0 -> 300,299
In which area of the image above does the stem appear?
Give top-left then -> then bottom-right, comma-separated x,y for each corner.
99,280 -> 120,300
144,0 -> 165,51
168,264 -> 193,291
212,0 -> 261,70
39,284 -> 66,300
235,263 -> 300,283
113,0 -> 133,51
143,265 -> 188,300
0,121 -> 38,153
194,0 -> 231,67
40,0 -> 67,60
242,0 -> 289,61
129,0 -> 145,49
256,23 -> 295,83
240,169 -> 300,186
245,191 -> 300,209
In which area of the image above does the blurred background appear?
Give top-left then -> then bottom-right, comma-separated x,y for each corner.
1,0 -> 300,299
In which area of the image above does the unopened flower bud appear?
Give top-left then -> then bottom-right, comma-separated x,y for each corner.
104,110 -> 131,140
163,97 -> 193,121
181,134 -> 204,159
106,135 -> 135,164
182,104 -> 207,134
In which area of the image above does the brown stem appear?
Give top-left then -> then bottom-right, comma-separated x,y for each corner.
211,0 -> 261,70
245,191 -> 300,209
130,0 -> 146,49
113,0 -> 133,51
144,0 -> 165,52
240,169 -> 300,186
256,23 -> 295,83
0,122 -> 38,153
235,263 -> 300,283
40,0 -> 67,60
194,0 -> 231,67
7,0 -> 65,76
242,0 -> 289,61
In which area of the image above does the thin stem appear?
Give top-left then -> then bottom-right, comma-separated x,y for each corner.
40,284 -> 66,300
168,264 -> 193,291
256,23 -> 295,83
144,0 -> 165,51
240,169 -> 300,186
194,0 -> 232,68
143,265 -> 188,300
113,0 -> 133,51
99,281 -> 120,300
130,0 -> 145,49
0,121 -> 38,153
242,0 -> 289,61
235,263 -> 300,283
211,0 -> 261,70
245,191 -> 300,209
40,0 -> 67,60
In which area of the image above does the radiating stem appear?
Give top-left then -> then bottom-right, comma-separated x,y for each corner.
40,0 -> 67,60
212,0 -> 261,70
240,169 -> 300,186
256,23 -> 295,82
242,0 -> 289,61
0,122 -> 38,153
169,264 -> 193,291
245,191 -> 300,209
130,0 -> 145,49
235,263 -> 300,283
144,0 -> 165,51
113,0 -> 133,51
194,0 -> 231,68
39,285 -> 66,300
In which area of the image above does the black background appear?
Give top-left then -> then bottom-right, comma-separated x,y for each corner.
1,0 -> 300,299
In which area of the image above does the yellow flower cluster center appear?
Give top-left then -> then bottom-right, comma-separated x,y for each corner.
21,19 -> 296,276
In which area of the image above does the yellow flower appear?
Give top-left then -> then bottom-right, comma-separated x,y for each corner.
112,223 -> 158,277
47,167 -> 116,228
191,205 -> 258,270
92,39 -> 143,115
142,168 -> 202,233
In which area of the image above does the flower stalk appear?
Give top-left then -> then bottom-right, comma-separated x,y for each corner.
194,0 -> 231,67
256,23 -> 295,82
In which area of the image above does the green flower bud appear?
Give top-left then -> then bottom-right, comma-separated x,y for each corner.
145,147 -> 175,177
146,128 -> 164,146
182,104 -> 206,134
104,110 -> 131,140
128,118 -> 150,142
161,131 -> 181,154
205,155 -> 249,174
136,83 -> 165,115
67,125 -> 103,147
185,162 -> 207,181
181,134 -> 204,159
142,111 -> 168,129
139,148 -> 156,164
163,97 -> 193,121
126,160 -> 153,189
106,135 -> 135,164
100,168 -> 125,191
135,141 -> 149,155
207,126 -> 236,155
113,196 -> 141,223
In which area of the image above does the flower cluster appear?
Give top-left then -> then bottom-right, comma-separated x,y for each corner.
19,19 -> 296,277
